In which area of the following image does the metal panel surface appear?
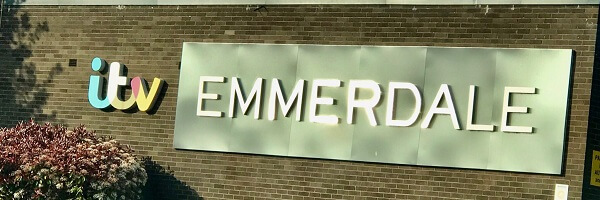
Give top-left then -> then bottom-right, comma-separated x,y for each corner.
417,48 -> 495,169
228,44 -> 298,156
174,43 -> 237,152
487,49 -> 573,174
349,46 -> 426,164
174,43 -> 573,174
288,45 -> 360,160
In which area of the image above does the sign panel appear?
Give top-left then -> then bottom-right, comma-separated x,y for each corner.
554,184 -> 569,200
591,150 -> 600,186
174,43 -> 573,174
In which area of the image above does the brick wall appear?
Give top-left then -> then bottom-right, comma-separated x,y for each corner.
0,4 -> 597,200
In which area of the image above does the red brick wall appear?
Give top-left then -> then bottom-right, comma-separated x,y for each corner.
0,4 -> 597,200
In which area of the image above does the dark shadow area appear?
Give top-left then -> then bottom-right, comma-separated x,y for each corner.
582,5 -> 600,199
146,81 -> 169,115
142,157 -> 203,200
0,0 -> 63,127
559,50 -> 576,176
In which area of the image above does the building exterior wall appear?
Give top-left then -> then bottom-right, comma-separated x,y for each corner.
0,4 -> 597,200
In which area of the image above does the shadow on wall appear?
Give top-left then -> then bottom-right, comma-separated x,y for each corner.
0,0 -> 63,127
142,157 -> 203,200
1,2 -> 199,199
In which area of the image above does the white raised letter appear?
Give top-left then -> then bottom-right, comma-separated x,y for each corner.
229,77 -> 263,119
501,87 -> 536,133
107,62 -> 136,110
421,84 -> 461,130
197,76 -> 225,117
467,85 -> 494,131
309,79 -> 341,124
386,82 -> 421,127
268,79 -> 305,121
347,80 -> 382,126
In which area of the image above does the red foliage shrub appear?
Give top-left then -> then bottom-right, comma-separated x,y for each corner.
0,120 -> 134,181
0,120 -> 146,199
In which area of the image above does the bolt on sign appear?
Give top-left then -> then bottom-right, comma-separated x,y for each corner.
173,43 -> 573,174
88,57 -> 165,112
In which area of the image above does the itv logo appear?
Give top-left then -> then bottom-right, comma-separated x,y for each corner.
87,57 -> 164,112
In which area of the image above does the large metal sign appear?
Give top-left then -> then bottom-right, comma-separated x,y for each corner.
174,43 -> 573,174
